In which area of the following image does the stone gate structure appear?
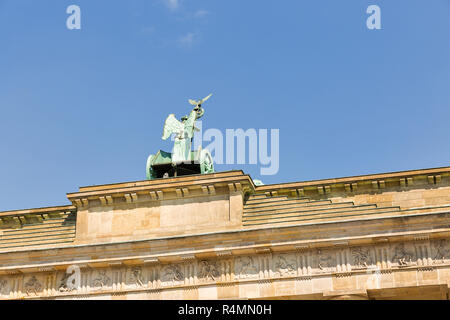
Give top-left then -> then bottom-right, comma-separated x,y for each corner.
0,167 -> 450,299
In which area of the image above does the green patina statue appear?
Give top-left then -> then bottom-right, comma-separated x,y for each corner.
146,94 -> 215,180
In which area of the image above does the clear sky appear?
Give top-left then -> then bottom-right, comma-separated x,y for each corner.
0,0 -> 449,211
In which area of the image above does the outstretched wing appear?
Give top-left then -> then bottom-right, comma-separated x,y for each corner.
188,99 -> 198,106
162,114 -> 183,140
200,93 -> 212,104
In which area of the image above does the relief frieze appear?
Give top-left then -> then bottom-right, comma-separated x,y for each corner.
198,260 -> 220,282
0,239 -> 448,299
392,243 -> 416,267
24,275 -> 42,296
92,270 -> 112,290
59,272 -> 74,292
128,267 -> 145,288
161,264 -> 184,286
351,247 -> 373,269
0,278 -> 8,296
432,239 -> 449,263
273,253 -> 297,277
315,249 -> 335,273
235,256 -> 258,279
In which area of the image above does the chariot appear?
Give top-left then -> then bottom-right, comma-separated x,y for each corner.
146,94 -> 215,180
146,147 -> 214,180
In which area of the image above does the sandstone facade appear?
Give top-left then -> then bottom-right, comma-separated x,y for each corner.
0,168 -> 449,300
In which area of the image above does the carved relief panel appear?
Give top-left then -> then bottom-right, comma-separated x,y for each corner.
431,239 -> 449,264
160,264 -> 184,286
126,267 -> 145,289
391,243 -> 416,267
198,260 -> 220,283
57,269 -> 80,293
235,256 -> 258,279
273,253 -> 297,277
92,269 -> 112,291
0,278 -> 9,298
23,275 -> 43,296
314,249 -> 336,274
351,247 -> 374,269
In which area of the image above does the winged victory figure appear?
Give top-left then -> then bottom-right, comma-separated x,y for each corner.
162,111 -> 197,163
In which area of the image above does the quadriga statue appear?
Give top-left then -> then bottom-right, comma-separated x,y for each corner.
146,94 -> 214,180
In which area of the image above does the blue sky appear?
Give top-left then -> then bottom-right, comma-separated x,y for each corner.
0,0 -> 449,211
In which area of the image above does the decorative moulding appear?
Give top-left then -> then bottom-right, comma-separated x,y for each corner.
67,172 -> 255,207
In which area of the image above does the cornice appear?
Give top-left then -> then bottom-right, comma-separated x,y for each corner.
66,171 -> 255,209
0,205 -> 75,218
256,166 -> 450,195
